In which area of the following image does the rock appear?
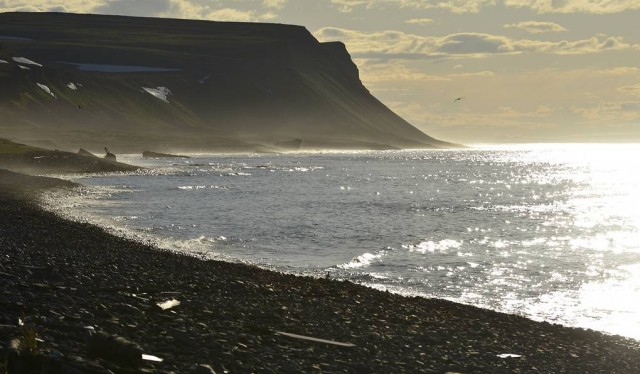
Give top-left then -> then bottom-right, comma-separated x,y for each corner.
77,148 -> 97,157
194,363 -> 217,374
103,147 -> 116,161
143,151 -> 190,158
86,331 -> 143,368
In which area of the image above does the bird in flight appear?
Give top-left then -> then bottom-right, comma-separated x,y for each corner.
453,97 -> 463,103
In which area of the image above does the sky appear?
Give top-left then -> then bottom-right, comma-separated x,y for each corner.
2,1 -> 639,144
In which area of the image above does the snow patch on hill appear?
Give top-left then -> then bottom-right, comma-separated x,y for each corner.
13,57 -> 42,67
37,83 -> 56,98
142,87 -> 172,103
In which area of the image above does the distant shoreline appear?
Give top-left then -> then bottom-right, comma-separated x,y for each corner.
1,167 -> 640,372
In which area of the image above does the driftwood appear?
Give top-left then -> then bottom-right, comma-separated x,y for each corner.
275,331 -> 355,347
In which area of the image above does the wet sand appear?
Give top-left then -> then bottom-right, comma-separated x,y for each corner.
1,169 -> 640,373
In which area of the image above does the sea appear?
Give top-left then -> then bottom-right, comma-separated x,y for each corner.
43,144 -> 640,340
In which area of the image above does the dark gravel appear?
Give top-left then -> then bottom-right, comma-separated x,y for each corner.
1,170 -> 640,373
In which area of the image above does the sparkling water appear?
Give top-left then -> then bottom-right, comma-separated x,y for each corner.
49,144 -> 640,339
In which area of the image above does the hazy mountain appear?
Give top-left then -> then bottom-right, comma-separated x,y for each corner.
0,12 -> 456,152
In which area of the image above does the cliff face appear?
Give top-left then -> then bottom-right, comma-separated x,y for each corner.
0,12 -> 454,152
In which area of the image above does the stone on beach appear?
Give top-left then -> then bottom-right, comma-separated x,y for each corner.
86,331 -> 143,368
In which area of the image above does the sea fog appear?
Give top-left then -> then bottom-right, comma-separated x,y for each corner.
44,144 -> 640,339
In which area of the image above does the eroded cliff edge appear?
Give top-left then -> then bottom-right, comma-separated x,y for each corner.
0,12 -> 455,152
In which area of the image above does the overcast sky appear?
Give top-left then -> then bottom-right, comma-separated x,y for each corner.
2,1 -> 639,143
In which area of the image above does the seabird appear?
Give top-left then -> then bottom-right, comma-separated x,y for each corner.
453,97 -> 463,103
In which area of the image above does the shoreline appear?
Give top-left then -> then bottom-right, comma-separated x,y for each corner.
2,171 -> 640,372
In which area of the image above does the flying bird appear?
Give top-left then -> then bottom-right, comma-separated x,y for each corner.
453,97 -> 463,103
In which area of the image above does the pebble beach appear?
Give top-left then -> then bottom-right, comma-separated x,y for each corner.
2,169 -> 640,373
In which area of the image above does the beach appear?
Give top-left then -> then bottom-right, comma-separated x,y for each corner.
2,169 -> 640,373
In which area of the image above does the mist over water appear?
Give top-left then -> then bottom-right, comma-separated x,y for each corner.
52,144 -> 640,339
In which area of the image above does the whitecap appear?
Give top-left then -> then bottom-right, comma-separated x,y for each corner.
0,59 -> 8,64
338,252 -> 382,269
223,172 -> 251,177
178,185 -> 206,190
67,82 -> 78,90
402,239 -> 462,254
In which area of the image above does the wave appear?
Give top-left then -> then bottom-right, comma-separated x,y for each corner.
38,186 -> 231,261
402,239 -> 462,254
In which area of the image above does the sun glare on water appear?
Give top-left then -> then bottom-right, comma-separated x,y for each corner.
514,144 -> 640,337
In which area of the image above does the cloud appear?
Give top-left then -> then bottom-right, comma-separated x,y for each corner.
359,64 -> 640,143
430,0 -> 496,13
159,0 -> 280,21
327,0 -> 640,14
263,0 -> 287,8
205,8 -> 262,21
405,18 -> 434,25
619,83 -> 640,96
330,0 -> 371,12
315,27 -> 635,60
514,35 -> 632,55
436,33 -> 514,55
329,0 -> 495,14
354,62 -> 453,82
0,0 -> 106,13
315,28 -> 514,58
357,62 -> 495,83
573,101 -> 640,123
95,0 -> 171,17
504,0 -> 640,14
93,0 -> 280,22
504,21 -> 567,34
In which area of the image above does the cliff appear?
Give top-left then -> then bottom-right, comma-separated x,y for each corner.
0,12 -> 455,152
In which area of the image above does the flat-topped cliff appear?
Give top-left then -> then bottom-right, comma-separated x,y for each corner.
0,12 -> 455,152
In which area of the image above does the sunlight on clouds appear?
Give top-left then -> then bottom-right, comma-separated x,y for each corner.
151,0 -> 278,22
504,0 -> 640,14
316,27 -> 636,60
206,8 -> 264,21
573,101 -> 640,123
504,21 -> 567,34
619,84 -> 640,97
430,0 -> 496,13
327,0 -> 640,14
355,61 -> 452,82
330,0 -> 370,12
263,0 -> 286,8
515,35 -> 633,54
356,60 -> 496,84
0,0 -> 104,13
356,63 -> 640,142
329,0 -> 495,13
405,18 -> 433,25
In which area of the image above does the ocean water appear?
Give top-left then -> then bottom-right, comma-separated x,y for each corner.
47,144 -> 640,339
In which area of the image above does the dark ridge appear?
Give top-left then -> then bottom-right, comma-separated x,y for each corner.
0,12 -> 457,152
